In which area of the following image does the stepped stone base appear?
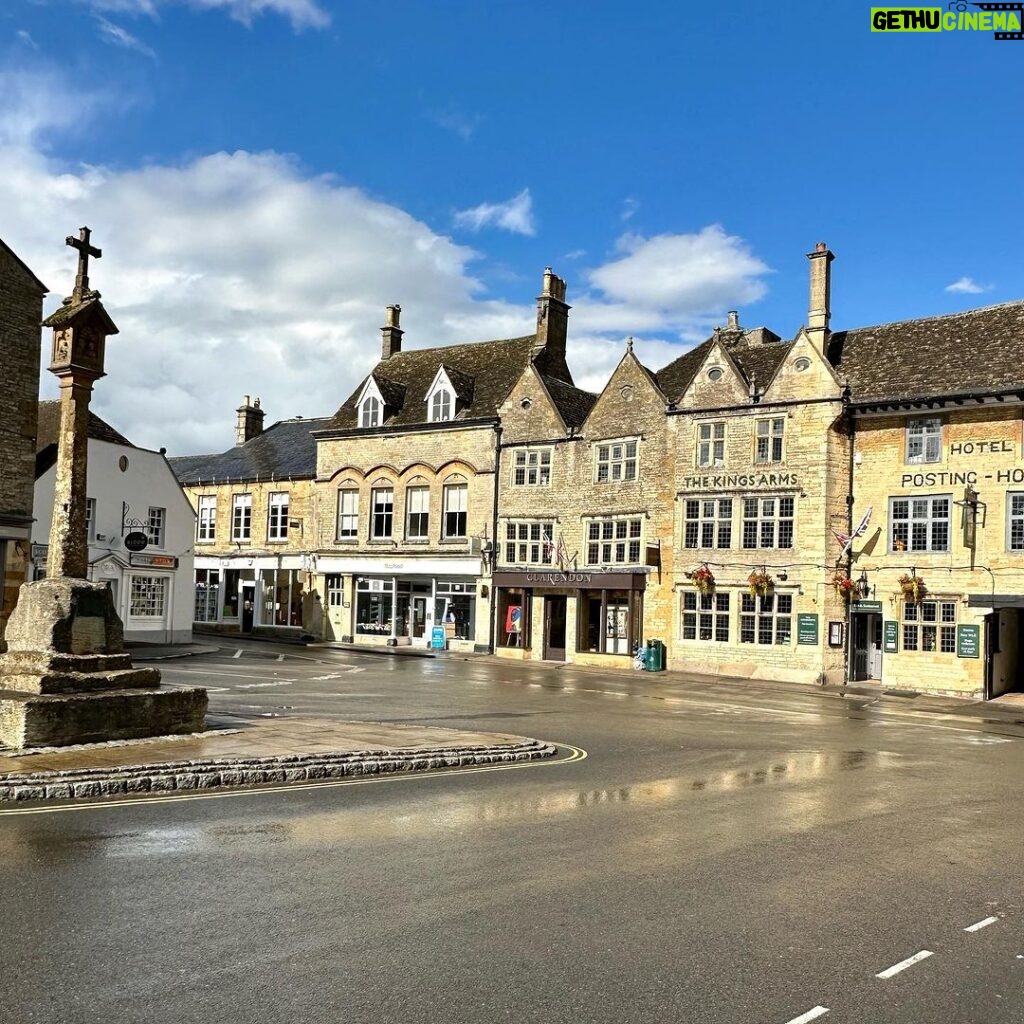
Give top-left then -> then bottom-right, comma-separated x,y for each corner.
0,578 -> 207,749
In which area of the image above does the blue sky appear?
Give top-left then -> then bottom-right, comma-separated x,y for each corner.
2,0 -> 1022,453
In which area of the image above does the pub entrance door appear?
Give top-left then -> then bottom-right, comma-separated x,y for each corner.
543,596 -> 567,661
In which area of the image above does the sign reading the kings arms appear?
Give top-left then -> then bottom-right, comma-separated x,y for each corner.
680,471 -> 799,492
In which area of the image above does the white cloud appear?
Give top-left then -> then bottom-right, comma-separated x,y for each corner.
945,276 -> 990,295
426,106 -> 484,142
453,188 -> 536,237
95,17 -> 157,58
81,0 -> 329,30
1,73 -> 772,456
620,197 -> 638,222
17,30 -> 40,50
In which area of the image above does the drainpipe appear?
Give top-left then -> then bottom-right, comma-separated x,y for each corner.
488,422 -> 502,654
844,386 -> 855,686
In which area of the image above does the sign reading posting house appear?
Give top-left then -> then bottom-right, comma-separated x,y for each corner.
797,613 -> 819,645
883,620 -> 899,653
957,624 -> 980,659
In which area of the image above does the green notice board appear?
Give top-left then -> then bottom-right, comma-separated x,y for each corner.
957,624 -> 980,659
883,620 -> 899,653
797,613 -> 819,645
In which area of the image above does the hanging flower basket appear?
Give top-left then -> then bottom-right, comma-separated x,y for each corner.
692,565 -> 715,594
747,569 -> 773,598
898,573 -> 926,603
831,569 -> 855,601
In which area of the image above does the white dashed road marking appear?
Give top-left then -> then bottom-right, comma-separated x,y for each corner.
964,915 -> 999,932
232,649 -> 242,659
783,1007 -> 829,1024
234,681 -> 295,690
875,949 -> 934,979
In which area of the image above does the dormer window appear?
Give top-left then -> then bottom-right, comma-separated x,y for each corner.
426,366 -> 462,423
360,396 -> 380,428
430,389 -> 452,422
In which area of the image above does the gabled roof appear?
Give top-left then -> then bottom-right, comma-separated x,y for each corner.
655,331 -> 793,404
35,400 -> 133,479
327,335 -> 538,430
42,294 -> 119,335
655,339 -> 714,403
370,374 -> 406,410
541,375 -> 597,429
169,416 -> 332,485
829,300 -> 1024,405
439,364 -> 476,405
36,400 -> 133,452
0,237 -> 48,293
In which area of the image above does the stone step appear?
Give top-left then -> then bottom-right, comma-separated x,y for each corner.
1,651 -> 133,674
0,665 -> 162,695
0,687 -> 208,748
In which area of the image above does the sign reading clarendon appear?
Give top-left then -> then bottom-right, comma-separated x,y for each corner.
492,570 -> 646,591
680,471 -> 799,492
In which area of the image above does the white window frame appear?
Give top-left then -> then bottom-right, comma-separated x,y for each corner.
371,487 -> 394,539
360,395 -> 380,429
697,422 -> 726,468
146,507 -> 165,549
406,485 -> 430,540
86,497 -> 97,542
683,498 -> 732,549
336,488 -> 359,541
740,592 -> 792,645
741,496 -> 795,549
426,367 -> 457,423
129,575 -> 167,618
197,495 -> 216,542
681,591 -> 730,642
512,448 -> 552,486
595,439 -> 638,483
755,417 -> 785,465
231,493 -> 252,542
194,568 -> 220,622
585,517 -> 643,566
902,598 -> 957,653
890,495 -> 950,553
326,573 -> 343,608
502,520 -> 554,566
443,482 -> 468,539
267,492 -> 289,542
1008,492 -> 1024,551
906,417 -> 942,464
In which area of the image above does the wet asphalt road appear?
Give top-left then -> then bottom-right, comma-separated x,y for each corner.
1,641 -> 1023,1024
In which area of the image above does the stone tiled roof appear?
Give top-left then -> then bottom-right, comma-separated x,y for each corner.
655,339 -> 714,404
327,335 -> 538,430
542,375 -> 597,429
731,341 -> 794,392
36,400 -> 133,451
0,237 -> 47,293
829,300 -> 1024,404
169,417 -> 332,485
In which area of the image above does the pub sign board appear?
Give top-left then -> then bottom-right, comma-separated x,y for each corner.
797,613 -> 819,645
883,620 -> 899,653
957,624 -> 980,659
124,531 -> 149,552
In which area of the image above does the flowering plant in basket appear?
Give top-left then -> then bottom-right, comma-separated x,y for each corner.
898,573 -> 926,602
747,569 -> 773,598
692,565 -> 715,594
831,569 -> 855,600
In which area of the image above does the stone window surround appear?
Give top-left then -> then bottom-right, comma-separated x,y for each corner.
889,493 -> 951,553
754,416 -> 786,465
739,591 -> 793,645
905,416 -> 943,465
511,447 -> 553,487
594,437 -> 639,483
585,515 -> 643,566
336,487 -> 359,542
196,494 -> 216,543
501,519 -> 555,567
901,597 -> 957,653
697,421 -> 726,469
231,493 -> 252,543
680,590 -> 730,642
741,496 -> 795,550
683,497 -> 733,550
266,491 -> 290,543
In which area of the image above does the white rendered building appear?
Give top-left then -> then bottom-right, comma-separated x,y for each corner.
32,402 -> 195,644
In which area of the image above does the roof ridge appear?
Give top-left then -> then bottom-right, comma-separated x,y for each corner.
840,297 -> 1024,335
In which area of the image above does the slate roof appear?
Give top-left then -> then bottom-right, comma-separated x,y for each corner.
327,335 -> 539,430
36,400 -> 133,452
829,300 -> 1024,405
169,417 -> 332,485
542,375 -> 597,429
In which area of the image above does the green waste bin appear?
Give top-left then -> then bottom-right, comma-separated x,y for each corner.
645,638 -> 665,672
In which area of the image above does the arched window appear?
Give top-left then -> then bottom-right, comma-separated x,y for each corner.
360,396 -> 380,428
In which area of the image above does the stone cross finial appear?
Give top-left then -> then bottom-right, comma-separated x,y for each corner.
66,226 -> 102,302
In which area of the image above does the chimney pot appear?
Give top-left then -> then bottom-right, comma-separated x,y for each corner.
381,303 -> 404,359
727,310 -> 740,330
533,266 -> 571,369
236,393 -> 265,445
815,241 -> 828,253
807,241 -> 836,349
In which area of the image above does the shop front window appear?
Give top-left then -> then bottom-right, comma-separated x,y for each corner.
222,569 -> 241,619
356,578 -> 394,635
435,580 -> 476,641
578,590 -> 637,655
194,568 -> 220,622
498,589 -> 528,647
259,569 -> 305,627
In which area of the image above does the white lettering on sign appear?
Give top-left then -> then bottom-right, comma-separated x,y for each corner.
680,471 -> 799,491
526,572 -> 594,585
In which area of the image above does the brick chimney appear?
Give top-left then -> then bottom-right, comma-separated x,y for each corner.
807,241 -> 835,351
235,395 -> 264,446
533,267 -> 570,366
381,304 -> 403,360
